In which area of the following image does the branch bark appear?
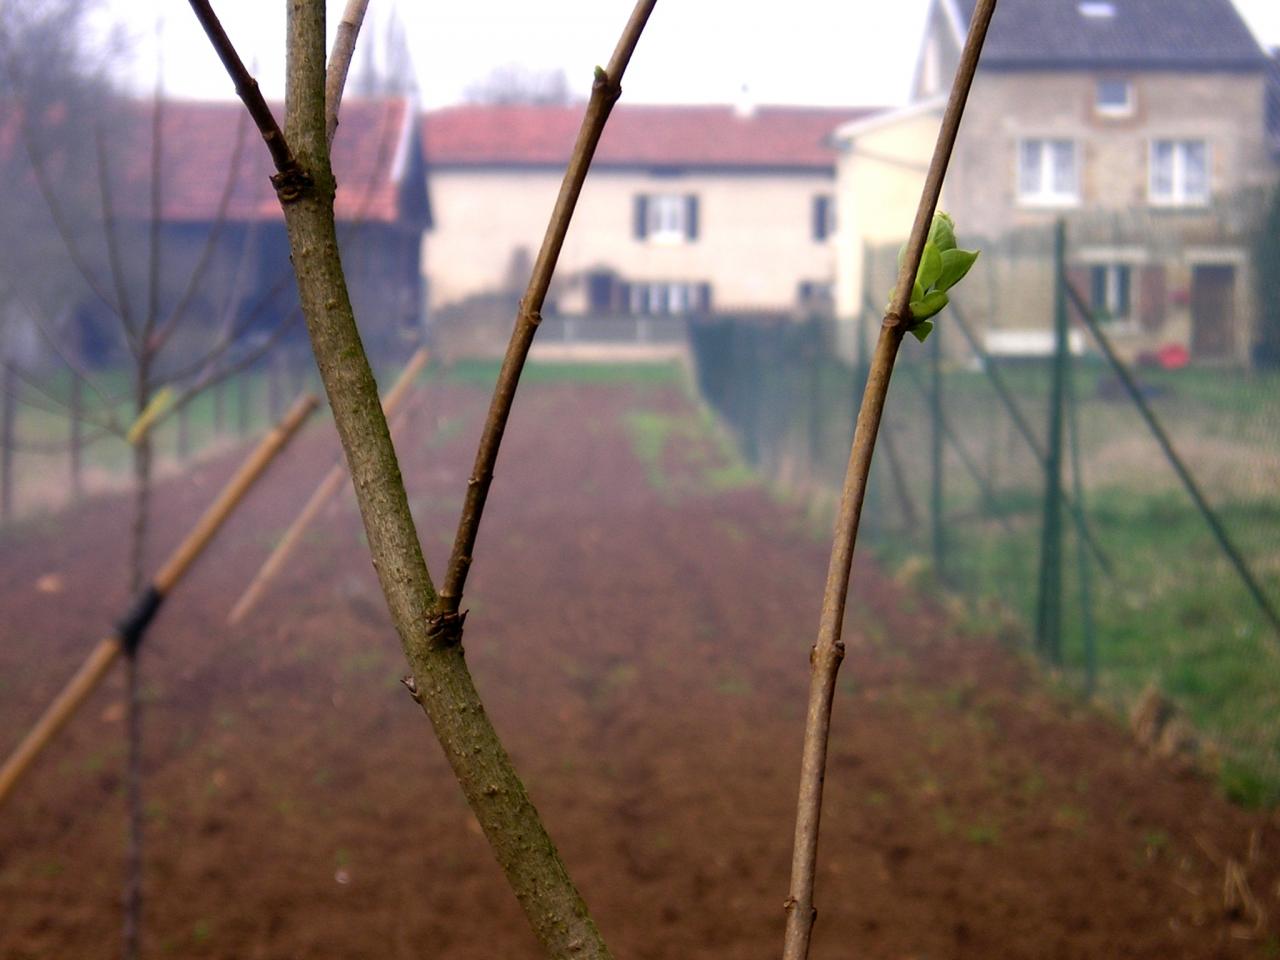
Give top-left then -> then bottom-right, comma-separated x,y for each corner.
187,1 -> 656,956
780,3 -> 998,958
325,0 -> 370,146
441,0 -> 657,616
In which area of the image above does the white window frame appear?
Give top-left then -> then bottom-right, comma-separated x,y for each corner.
646,194 -> 688,244
1148,139 -> 1210,207
630,281 -> 701,316
1088,263 -> 1135,328
1016,138 -> 1080,207
1095,78 -> 1133,117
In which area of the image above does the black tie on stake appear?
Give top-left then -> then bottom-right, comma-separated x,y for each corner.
0,393 -> 319,807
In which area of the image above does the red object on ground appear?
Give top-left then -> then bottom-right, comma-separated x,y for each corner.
1157,343 -> 1191,369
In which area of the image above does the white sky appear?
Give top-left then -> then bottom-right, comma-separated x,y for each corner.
110,0 -> 1280,109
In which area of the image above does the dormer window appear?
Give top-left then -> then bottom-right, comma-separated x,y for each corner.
1078,2 -> 1116,18
1096,78 -> 1133,117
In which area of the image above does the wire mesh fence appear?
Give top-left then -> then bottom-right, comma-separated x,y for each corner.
690,193 -> 1280,804
0,344 -> 322,523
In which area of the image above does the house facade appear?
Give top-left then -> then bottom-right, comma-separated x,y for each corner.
834,0 -> 1277,364
421,104 -> 873,328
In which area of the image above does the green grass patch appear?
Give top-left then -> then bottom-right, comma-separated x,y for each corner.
624,408 -> 755,497
442,358 -> 684,388
694,329 -> 1280,807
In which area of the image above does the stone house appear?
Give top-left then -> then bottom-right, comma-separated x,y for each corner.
834,0 -> 1277,364
420,103 -> 874,329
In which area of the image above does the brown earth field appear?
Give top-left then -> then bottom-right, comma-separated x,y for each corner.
1,371 -> 1278,960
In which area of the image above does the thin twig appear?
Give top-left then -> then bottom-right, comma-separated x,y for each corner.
93,125 -> 140,353
159,308 -> 302,428
184,0 -> 308,200
325,0 -> 370,146
150,108 -> 251,355
19,296 -> 123,415
142,75 -> 165,357
440,0 -> 658,617
8,362 -> 124,436
0,41 -> 126,328
780,3 -> 998,958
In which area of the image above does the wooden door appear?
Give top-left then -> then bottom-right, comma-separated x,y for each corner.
1190,264 -> 1237,360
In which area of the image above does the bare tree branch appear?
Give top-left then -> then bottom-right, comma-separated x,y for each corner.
189,1 -> 658,955
185,0 -> 308,201
159,308 -> 302,426
325,0 -> 370,146
440,0 -> 658,617
780,3 -> 998,958
19,295 -> 125,413
149,108 -> 251,356
8,361 -> 124,435
92,125 -> 140,353
142,76 -> 164,354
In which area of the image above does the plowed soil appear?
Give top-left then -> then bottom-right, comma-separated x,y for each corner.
1,373 -> 1277,960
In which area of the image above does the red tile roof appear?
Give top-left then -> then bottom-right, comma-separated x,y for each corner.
423,103 -> 880,171
94,98 -> 415,223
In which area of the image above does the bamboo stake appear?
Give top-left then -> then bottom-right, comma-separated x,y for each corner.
0,393 -> 318,807
227,348 -> 427,625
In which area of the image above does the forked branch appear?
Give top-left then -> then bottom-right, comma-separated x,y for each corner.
440,0 -> 657,616
780,3 -> 998,958
188,1 -> 657,957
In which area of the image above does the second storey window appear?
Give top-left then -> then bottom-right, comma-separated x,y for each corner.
1017,138 -> 1079,206
1149,139 -> 1209,206
634,194 -> 699,243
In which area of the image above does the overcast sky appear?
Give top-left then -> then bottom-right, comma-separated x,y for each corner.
109,0 -> 1280,109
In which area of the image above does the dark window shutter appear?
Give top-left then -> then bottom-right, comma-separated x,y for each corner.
812,196 -> 826,242
697,282 -> 712,314
1089,265 -> 1107,313
685,195 -> 699,241
633,195 -> 648,240
587,272 -> 613,312
1116,265 -> 1132,317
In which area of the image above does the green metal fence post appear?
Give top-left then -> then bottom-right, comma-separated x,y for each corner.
930,319 -> 946,583
1036,219 -> 1068,663
1064,342 -> 1097,693
807,318 -> 822,483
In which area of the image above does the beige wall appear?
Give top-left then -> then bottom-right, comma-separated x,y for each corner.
946,70 -> 1273,238
833,106 -> 943,320
423,166 -> 838,315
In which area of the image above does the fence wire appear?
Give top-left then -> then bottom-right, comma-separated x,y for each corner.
690,197 -> 1280,805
